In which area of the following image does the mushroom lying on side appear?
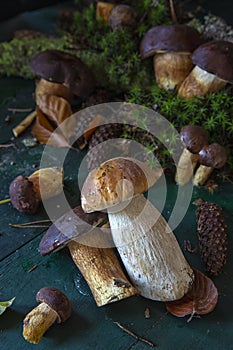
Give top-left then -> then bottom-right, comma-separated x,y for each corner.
140,24 -> 203,91
178,40 -> 233,98
175,125 -> 209,185
39,206 -> 137,306
193,143 -> 227,186
9,167 -> 64,214
29,49 -> 95,104
81,157 -> 194,301
23,286 -> 72,344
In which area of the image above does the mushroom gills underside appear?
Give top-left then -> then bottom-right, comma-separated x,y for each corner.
108,194 -> 194,301
178,65 -> 226,98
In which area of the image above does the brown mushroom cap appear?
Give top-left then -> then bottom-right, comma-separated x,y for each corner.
9,175 -> 40,214
191,40 -> 233,83
108,4 -> 137,31
198,143 -> 227,168
180,125 -> 209,154
29,49 -> 95,97
81,157 -> 162,213
140,24 -> 204,59
36,286 -> 72,323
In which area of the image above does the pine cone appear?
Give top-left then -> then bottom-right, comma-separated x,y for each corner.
196,201 -> 227,276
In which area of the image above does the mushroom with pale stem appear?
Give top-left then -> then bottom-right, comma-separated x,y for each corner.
178,40 -> 233,98
140,24 -> 204,91
39,205 -> 137,306
81,157 -> 194,301
23,286 -> 72,344
193,143 -> 227,186
175,125 -> 209,185
9,167 -> 64,214
29,49 -> 95,104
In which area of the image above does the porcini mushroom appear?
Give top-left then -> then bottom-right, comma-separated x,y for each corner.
29,49 -> 95,104
23,286 -> 72,344
175,125 -> 209,185
193,143 -> 227,186
108,4 -> 137,31
81,157 -> 194,301
9,167 -> 64,214
39,205 -> 137,306
178,40 -> 233,98
140,24 -> 203,91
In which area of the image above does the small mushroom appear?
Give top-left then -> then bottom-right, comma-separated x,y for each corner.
9,167 -> 64,214
175,125 -> 209,185
29,49 -> 95,104
140,24 -> 203,91
108,4 -> 137,31
193,143 -> 227,186
39,205 -> 137,306
178,40 -> 233,98
23,286 -> 72,344
81,157 -> 194,301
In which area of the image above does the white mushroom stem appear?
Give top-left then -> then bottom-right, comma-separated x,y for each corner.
193,164 -> 214,186
23,302 -> 58,344
153,52 -> 193,91
108,194 -> 194,301
178,65 -> 227,99
175,148 -> 199,185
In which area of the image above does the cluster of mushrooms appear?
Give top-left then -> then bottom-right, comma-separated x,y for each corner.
140,24 -> 233,98
175,125 -> 227,186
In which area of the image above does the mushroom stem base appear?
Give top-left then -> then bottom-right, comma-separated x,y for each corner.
23,302 -> 58,344
193,164 -> 213,186
108,194 -> 194,301
178,65 -> 226,99
175,148 -> 199,185
68,240 -> 137,306
153,52 -> 193,91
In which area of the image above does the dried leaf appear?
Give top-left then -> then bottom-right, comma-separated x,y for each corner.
165,269 -> 218,319
0,297 -> 15,315
32,108 -> 72,148
38,94 -> 73,125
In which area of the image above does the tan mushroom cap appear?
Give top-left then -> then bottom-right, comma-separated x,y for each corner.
81,157 -> 163,213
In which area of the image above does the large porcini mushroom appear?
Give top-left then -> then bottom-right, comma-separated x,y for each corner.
178,40 -> 233,98
81,157 -> 194,301
23,286 -> 72,344
39,205 -> 137,306
9,167 -> 64,214
140,24 -> 203,91
193,143 -> 227,186
175,125 -> 209,185
29,49 -> 95,104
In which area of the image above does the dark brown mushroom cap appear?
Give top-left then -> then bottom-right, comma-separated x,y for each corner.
9,175 -> 40,214
140,24 -> 204,59
191,40 -> 233,83
36,286 -> 72,323
108,4 -> 137,31
180,125 -> 209,153
198,143 -> 227,168
38,205 -> 108,256
29,49 -> 95,97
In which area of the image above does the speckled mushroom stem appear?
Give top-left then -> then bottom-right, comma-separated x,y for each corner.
192,164 -> 214,186
23,302 -> 58,344
175,148 -> 199,185
68,236 -> 137,307
178,65 -> 226,99
108,194 -> 194,301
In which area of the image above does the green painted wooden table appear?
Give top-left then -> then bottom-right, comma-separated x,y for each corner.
0,3 -> 233,350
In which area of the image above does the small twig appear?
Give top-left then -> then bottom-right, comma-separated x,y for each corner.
9,219 -> 51,229
0,144 -> 15,148
12,110 -> 37,137
8,108 -> 33,113
0,198 -> 11,204
28,264 -> 38,273
169,0 -> 178,23
114,322 -> 157,347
